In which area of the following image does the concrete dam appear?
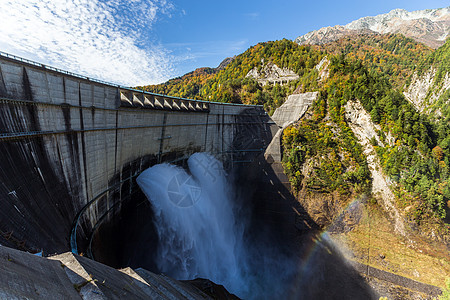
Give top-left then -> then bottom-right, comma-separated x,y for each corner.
0,52 -> 275,266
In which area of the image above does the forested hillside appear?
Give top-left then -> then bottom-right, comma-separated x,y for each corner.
284,52 -> 449,235
140,35 -> 450,241
140,39 -> 324,114
140,34 -> 432,113
285,37 -> 449,239
317,34 -> 432,89
136,67 -> 217,100
414,38 -> 450,119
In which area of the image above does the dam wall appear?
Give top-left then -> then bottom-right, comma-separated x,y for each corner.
0,53 -> 274,257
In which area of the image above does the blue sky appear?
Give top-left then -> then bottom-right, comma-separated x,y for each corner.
156,0 -> 449,76
0,0 -> 448,86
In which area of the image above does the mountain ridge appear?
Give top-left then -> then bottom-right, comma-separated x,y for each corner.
295,7 -> 450,48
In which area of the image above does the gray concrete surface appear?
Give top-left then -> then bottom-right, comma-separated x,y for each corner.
265,92 -> 318,162
1,244 -> 213,300
50,252 -> 107,299
0,245 -> 81,299
0,54 -> 271,256
270,92 -> 318,128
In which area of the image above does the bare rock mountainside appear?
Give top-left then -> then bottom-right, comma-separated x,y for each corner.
295,7 -> 450,48
404,68 -> 450,114
245,62 -> 300,86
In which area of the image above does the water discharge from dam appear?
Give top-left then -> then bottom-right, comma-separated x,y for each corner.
136,153 -> 294,298
135,153 -> 377,299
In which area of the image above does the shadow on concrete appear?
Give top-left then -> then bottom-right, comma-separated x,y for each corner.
89,153 -> 192,271
90,189 -> 159,272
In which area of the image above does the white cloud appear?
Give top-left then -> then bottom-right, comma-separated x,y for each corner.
0,0 -> 174,86
244,12 -> 260,20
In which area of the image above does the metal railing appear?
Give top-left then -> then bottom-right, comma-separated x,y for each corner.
70,173 -> 137,255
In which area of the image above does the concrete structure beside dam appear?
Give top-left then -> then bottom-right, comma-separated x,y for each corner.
0,52 -> 275,264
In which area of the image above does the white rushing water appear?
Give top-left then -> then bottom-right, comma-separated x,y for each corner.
136,153 -> 247,296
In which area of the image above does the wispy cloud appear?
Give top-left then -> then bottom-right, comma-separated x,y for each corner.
244,12 -> 260,20
0,0 -> 174,86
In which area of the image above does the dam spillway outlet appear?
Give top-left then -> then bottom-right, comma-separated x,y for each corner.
136,152 -> 301,299
137,153 -> 247,297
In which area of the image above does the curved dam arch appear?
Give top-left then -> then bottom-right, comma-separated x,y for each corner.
0,52 -> 275,258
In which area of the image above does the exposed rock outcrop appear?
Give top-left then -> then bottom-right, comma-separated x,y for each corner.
295,27 -> 375,47
404,68 -> 450,116
246,62 -> 299,86
344,100 -> 406,236
216,56 -> 235,71
315,56 -> 330,82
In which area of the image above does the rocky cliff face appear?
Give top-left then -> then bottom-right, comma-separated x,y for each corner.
404,68 -> 450,116
245,62 -> 299,86
216,56 -> 235,71
295,27 -> 375,47
344,100 -> 407,236
295,7 -> 450,49
315,56 -> 330,82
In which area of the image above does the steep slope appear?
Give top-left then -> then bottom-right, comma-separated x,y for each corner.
285,51 -> 449,236
404,38 -> 450,117
281,48 -> 450,290
317,34 -> 432,89
140,34 -> 430,114
136,66 -> 217,100
295,7 -> 450,49
344,99 -> 405,236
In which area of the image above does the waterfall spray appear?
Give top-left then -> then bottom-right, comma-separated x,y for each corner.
137,153 -> 247,296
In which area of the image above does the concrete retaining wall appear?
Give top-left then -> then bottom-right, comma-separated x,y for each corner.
0,54 -> 271,256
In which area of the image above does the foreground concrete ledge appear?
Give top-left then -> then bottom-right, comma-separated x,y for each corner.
50,252 -> 106,299
1,245 -> 217,300
0,245 -> 81,299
